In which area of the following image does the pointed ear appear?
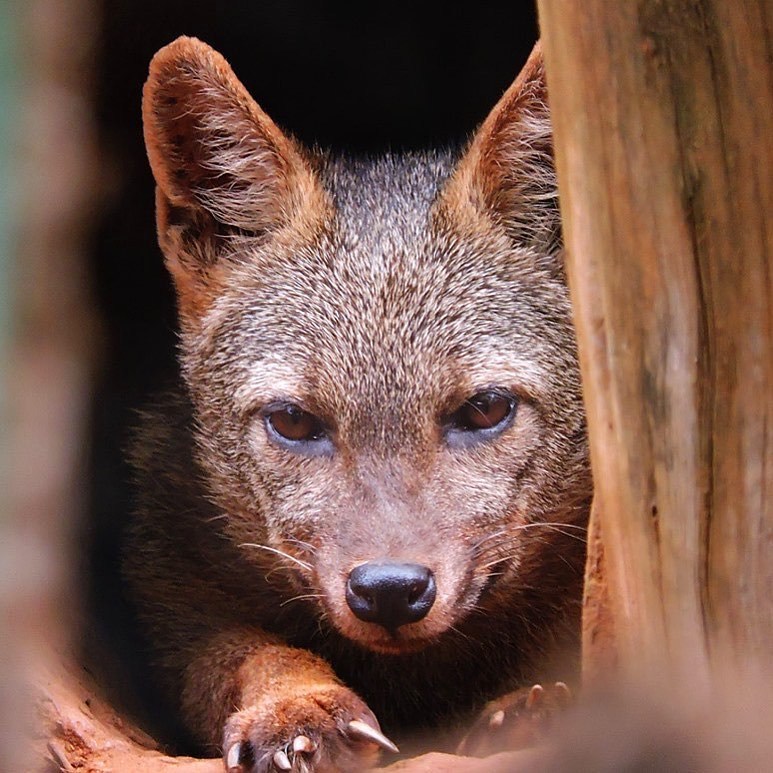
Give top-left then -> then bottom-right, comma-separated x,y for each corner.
441,42 -> 560,260
142,37 -> 326,280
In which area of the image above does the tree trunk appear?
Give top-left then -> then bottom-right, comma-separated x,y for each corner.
537,0 -> 773,682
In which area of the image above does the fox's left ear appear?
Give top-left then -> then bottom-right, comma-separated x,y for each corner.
441,42 -> 560,262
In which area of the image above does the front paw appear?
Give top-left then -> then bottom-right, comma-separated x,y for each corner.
222,683 -> 398,773
457,681 -> 572,758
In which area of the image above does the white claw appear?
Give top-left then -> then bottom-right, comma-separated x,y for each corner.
526,684 -> 544,709
273,749 -> 292,770
554,681 -> 572,699
293,735 -> 316,754
346,719 -> 400,754
226,742 -> 241,771
488,709 -> 505,729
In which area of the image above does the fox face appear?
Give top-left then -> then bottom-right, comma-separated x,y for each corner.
143,39 -> 589,658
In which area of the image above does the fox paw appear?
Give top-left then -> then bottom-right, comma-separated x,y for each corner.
456,681 -> 572,757
222,684 -> 398,773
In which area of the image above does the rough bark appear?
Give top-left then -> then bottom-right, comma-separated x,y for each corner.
37,657 -> 221,773
538,0 -> 773,682
580,502 -> 617,685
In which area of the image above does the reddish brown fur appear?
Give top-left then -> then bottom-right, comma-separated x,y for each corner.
127,37 -> 591,772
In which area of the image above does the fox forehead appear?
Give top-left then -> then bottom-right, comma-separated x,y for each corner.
183,145 -> 572,421
231,353 -> 550,418
215,148 -> 555,315
321,150 -> 459,244
200,254 -> 564,428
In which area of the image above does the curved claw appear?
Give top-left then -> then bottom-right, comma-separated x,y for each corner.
346,719 -> 400,754
273,749 -> 292,770
488,709 -> 505,729
554,681 -> 572,706
526,684 -> 544,709
292,735 -> 317,754
226,742 -> 242,772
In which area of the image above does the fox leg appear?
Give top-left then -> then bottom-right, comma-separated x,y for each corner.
180,628 -> 396,773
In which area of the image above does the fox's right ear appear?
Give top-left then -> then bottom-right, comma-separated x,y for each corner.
142,37 -> 326,300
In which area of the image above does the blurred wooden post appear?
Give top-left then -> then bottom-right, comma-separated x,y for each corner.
0,3 -> 25,768
7,0 -> 99,768
537,0 -> 773,682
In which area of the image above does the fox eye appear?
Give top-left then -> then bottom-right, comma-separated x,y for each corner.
264,404 -> 330,453
445,390 -> 517,447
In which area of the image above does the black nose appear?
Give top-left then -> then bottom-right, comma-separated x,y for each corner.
346,561 -> 436,631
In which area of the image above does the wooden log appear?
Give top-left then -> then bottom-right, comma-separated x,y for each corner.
38,654 -> 532,772
537,0 -> 773,681
37,655 -> 222,773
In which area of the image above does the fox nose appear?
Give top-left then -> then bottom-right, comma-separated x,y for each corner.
346,561 -> 436,631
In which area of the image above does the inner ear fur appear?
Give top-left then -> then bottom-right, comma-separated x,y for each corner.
441,42 -> 561,260
142,36 -> 325,267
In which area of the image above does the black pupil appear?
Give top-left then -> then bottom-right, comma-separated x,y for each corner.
459,393 -> 511,430
270,407 -> 319,441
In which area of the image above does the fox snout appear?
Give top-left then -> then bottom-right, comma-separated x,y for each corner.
345,561 -> 437,632
301,530 -> 481,655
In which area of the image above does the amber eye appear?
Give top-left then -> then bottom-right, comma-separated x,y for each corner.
265,404 -> 327,444
446,390 -> 516,446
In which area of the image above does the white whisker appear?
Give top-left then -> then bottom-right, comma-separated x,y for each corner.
480,553 -> 520,571
469,528 -> 509,555
239,542 -> 313,571
475,522 -> 587,558
280,593 -> 324,608
513,522 -> 587,543
284,537 -> 318,555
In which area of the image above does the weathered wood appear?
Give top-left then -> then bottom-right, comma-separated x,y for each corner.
537,0 -> 773,681
580,501 -> 617,685
37,656 -> 223,773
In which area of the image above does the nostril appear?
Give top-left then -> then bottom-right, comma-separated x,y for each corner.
406,578 -> 432,606
346,561 -> 436,631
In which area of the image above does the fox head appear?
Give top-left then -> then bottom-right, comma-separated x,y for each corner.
143,37 -> 590,656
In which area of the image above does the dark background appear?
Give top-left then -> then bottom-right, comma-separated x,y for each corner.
85,0 -> 539,750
